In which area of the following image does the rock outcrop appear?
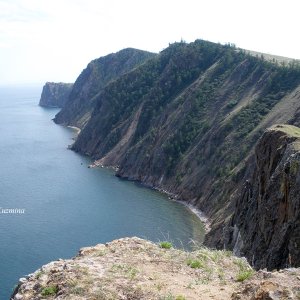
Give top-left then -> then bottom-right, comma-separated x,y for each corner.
226,125 -> 300,270
39,82 -> 73,108
11,237 -> 300,300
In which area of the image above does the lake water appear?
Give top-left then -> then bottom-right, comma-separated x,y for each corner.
0,85 -> 205,299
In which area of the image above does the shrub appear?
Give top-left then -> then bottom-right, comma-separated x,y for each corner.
159,241 -> 173,249
187,259 -> 204,269
41,285 -> 58,296
236,269 -> 254,282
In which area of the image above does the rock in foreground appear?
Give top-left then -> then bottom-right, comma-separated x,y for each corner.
11,237 -> 300,299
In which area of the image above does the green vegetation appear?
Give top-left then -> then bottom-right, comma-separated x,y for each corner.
55,48 -> 155,127
71,38 -> 300,216
159,293 -> 186,300
236,269 -> 255,282
234,258 -> 255,282
41,285 -> 58,296
226,99 -> 238,109
110,264 -> 139,280
187,258 -> 204,269
159,294 -> 174,300
35,270 -> 43,279
272,124 -> 300,137
96,40 -> 300,177
159,241 -> 173,249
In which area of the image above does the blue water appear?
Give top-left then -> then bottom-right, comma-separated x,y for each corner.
0,85 -> 205,299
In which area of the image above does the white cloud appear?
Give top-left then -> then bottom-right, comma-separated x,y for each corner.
0,0 -> 299,85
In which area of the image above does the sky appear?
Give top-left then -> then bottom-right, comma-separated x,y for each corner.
0,0 -> 299,85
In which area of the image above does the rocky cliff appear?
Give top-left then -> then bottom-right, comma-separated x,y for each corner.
11,237 -> 300,300
39,82 -> 73,108
51,40 -> 300,269
54,48 -> 156,128
224,124 -> 300,270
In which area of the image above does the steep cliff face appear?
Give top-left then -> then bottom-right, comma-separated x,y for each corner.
50,40 -> 300,269
54,48 -> 155,128
39,82 -> 73,108
70,41 -> 300,220
225,125 -> 300,270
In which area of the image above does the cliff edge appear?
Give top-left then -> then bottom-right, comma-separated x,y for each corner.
227,124 -> 300,270
39,82 -> 73,108
11,237 -> 300,300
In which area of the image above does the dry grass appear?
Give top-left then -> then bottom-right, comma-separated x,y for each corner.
270,124 -> 300,138
11,237 -> 300,300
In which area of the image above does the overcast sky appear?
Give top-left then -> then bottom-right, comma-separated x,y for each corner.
0,0 -> 299,85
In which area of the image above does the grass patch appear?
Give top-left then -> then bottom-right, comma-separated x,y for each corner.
95,249 -> 107,257
92,287 -> 117,300
234,258 -> 250,270
127,266 -> 139,280
35,270 -> 43,279
41,285 -> 58,296
236,269 -> 254,282
187,259 -> 204,269
70,286 -> 85,295
159,293 -> 175,300
110,264 -> 139,280
159,241 -> 173,249
190,244 -> 233,262
234,258 -> 254,282
217,268 -> 227,285
155,282 -> 165,291
273,124 -> 300,137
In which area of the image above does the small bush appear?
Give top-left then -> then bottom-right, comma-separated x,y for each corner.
35,271 -> 43,279
176,295 -> 186,300
236,269 -> 254,282
159,241 -> 173,249
226,99 -> 238,109
187,259 -> 204,269
41,285 -> 58,296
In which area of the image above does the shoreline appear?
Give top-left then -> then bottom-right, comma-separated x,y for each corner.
67,126 -> 81,145
67,125 -> 81,136
153,187 -> 211,233
89,162 -> 211,234
178,200 -> 211,232
68,128 -> 211,236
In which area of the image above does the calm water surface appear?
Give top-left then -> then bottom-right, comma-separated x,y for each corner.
0,85 -> 205,299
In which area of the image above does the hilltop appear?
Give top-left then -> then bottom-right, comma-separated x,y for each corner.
11,237 -> 300,300
54,48 -> 155,127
